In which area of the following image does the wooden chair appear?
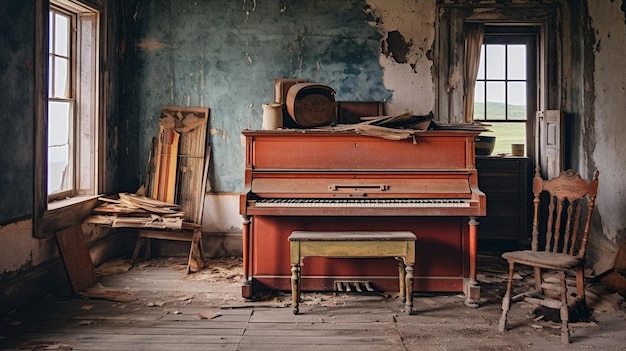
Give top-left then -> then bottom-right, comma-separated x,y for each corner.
498,166 -> 599,344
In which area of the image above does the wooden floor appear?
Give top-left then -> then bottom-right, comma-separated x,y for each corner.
1,255 -> 625,351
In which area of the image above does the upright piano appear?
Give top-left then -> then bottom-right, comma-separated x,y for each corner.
240,129 -> 486,304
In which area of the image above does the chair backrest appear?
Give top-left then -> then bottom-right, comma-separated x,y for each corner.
530,166 -> 599,258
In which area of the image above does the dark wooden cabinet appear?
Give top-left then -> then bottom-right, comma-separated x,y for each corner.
476,156 -> 530,250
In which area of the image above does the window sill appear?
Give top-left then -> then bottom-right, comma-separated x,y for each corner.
47,195 -> 100,211
41,195 -> 101,235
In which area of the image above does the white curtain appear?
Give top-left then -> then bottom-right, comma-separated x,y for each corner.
463,23 -> 484,123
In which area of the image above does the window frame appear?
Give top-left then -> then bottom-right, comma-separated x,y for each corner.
435,4 -> 560,177
34,0 -> 103,239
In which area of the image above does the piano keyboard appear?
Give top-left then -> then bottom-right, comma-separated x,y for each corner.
255,199 -> 470,208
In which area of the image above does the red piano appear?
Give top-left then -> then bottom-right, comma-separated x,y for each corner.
240,129 -> 486,305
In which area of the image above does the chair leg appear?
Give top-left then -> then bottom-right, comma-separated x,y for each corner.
559,270 -> 570,344
576,266 -> 586,307
498,261 -> 515,332
534,266 -> 542,292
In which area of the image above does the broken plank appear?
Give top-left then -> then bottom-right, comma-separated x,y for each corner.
56,225 -> 98,294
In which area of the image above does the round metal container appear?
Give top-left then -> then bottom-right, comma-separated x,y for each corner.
286,83 -> 337,128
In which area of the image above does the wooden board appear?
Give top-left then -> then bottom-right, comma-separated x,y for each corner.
157,106 -> 210,223
55,225 -> 97,293
152,126 -> 180,203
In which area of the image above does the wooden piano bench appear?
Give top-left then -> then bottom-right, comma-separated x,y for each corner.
288,230 -> 416,315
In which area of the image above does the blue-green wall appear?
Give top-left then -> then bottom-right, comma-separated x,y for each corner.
0,0 -> 35,222
119,0 -> 390,192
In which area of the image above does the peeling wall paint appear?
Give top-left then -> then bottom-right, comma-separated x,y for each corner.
365,0 -> 436,115
588,1 -> 626,245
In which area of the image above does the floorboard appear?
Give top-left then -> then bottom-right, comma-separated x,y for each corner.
1,256 -> 624,351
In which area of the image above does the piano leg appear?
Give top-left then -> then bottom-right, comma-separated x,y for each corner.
241,216 -> 253,299
464,216 -> 481,307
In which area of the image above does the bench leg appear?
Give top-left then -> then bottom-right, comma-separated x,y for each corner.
405,264 -> 415,315
131,234 -> 143,264
398,260 -> 407,302
291,263 -> 300,314
187,229 -> 205,274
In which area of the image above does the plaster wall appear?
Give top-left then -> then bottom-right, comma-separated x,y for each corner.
587,1 -> 626,248
201,194 -> 241,234
0,220 -> 57,274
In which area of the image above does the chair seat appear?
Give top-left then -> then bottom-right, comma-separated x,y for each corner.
502,250 -> 583,270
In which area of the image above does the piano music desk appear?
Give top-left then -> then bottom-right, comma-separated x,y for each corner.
288,230 -> 416,315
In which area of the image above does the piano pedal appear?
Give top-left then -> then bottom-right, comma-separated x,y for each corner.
333,280 -> 374,293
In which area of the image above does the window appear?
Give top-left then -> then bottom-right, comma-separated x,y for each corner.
473,26 -> 538,155
33,0 -> 103,238
47,1 -> 99,203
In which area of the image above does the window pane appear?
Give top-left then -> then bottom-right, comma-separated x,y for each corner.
486,45 -> 505,79
486,81 -> 505,120
53,57 -> 70,98
48,101 -> 71,145
507,82 -> 526,120
507,45 -> 526,79
54,12 -> 70,56
48,101 -> 72,195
